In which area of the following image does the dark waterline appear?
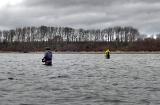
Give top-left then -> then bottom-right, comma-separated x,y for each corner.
0,53 -> 160,105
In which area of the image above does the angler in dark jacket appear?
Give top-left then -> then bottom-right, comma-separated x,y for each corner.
42,47 -> 52,65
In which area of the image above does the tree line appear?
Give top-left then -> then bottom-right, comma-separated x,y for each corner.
0,26 -> 160,51
0,26 -> 139,43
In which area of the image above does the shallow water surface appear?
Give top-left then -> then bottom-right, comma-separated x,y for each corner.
0,53 -> 160,105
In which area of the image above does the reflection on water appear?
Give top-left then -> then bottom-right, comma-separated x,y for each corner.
0,53 -> 160,105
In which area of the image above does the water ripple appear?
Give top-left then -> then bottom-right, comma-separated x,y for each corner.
0,53 -> 160,105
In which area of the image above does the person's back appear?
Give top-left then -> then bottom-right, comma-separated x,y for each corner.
42,47 -> 52,65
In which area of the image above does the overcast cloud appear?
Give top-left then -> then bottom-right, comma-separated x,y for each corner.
0,0 -> 160,34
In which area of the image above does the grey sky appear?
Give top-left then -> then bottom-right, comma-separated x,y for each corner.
0,0 -> 160,34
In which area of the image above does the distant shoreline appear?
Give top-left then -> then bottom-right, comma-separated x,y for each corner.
54,51 -> 160,54
0,51 -> 160,54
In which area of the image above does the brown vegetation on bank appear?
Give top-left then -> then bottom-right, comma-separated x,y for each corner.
0,38 -> 160,52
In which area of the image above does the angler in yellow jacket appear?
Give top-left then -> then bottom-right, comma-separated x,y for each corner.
105,49 -> 110,59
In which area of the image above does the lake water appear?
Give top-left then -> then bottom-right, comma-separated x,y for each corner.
0,53 -> 160,105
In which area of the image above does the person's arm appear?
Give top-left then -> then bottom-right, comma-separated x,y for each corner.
42,52 -> 47,62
